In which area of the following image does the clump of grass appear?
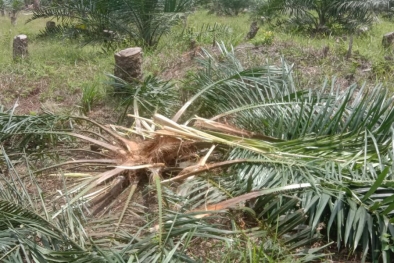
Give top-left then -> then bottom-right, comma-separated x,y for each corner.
181,23 -> 232,46
80,80 -> 105,114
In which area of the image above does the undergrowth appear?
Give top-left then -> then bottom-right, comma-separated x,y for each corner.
2,10 -> 394,116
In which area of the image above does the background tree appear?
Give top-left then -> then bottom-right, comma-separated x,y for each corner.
0,0 -> 5,16
28,0 -> 194,49
257,0 -> 387,33
213,0 -> 252,16
10,0 -> 24,15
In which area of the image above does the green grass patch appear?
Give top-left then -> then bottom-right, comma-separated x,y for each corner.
2,9 -> 394,113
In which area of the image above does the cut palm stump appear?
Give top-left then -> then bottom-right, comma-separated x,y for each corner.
382,32 -> 394,48
13,35 -> 28,60
114,47 -> 143,83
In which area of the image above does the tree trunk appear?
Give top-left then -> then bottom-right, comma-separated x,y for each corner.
317,11 -> 326,32
33,0 -> 40,10
114,47 -> 143,84
0,9 -> 4,16
245,21 -> 260,40
13,35 -> 28,60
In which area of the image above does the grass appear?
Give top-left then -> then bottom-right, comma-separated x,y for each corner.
143,11 -> 250,77
258,17 -> 394,88
0,14 -> 112,114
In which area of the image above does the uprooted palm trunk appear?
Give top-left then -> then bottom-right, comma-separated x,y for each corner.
2,112 -> 277,219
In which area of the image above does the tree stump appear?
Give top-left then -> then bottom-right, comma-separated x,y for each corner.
382,32 -> 394,48
321,45 -> 329,58
46,21 -> 56,32
114,47 -> 143,83
13,35 -> 28,60
245,21 -> 260,40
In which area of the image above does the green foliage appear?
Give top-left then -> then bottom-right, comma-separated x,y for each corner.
11,0 -> 22,10
382,233 -> 394,253
108,74 -> 178,123
176,42 -> 295,120
249,30 -> 274,46
0,142 -> 304,262
172,45 -> 394,262
0,148 -> 121,263
181,22 -> 231,45
28,0 -> 195,49
372,59 -> 394,78
80,80 -> 105,114
257,0 -> 381,34
213,0 -> 252,16
0,0 -> 23,12
195,0 -> 211,6
373,1 -> 394,18
0,47 -> 323,262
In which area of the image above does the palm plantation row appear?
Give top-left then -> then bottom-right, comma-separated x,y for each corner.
1,0 -> 394,262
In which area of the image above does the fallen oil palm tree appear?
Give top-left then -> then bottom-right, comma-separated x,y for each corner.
1,45 -> 394,262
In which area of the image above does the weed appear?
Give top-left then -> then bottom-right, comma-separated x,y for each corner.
249,30 -> 274,46
80,80 -> 105,114
181,23 -> 231,46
